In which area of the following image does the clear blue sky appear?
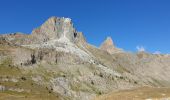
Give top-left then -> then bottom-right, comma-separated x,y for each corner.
0,0 -> 170,53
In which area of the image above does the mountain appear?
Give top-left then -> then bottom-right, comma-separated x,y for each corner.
0,17 -> 170,100
100,37 -> 123,54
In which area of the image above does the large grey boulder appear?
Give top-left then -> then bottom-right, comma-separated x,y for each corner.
0,85 -> 5,91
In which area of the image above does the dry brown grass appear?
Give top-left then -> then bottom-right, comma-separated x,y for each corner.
94,87 -> 170,100
0,58 -> 60,100
0,92 -> 59,100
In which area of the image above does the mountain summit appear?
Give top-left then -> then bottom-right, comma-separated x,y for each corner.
32,17 -> 83,43
100,37 -> 123,54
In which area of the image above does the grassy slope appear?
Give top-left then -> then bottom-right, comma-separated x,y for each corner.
0,58 -> 59,100
94,87 -> 170,100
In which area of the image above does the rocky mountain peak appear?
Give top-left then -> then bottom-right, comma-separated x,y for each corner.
31,17 -> 85,44
102,37 -> 115,47
100,37 -> 123,54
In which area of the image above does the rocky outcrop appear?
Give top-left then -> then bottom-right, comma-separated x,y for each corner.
100,37 -> 123,54
0,85 -> 5,91
0,17 -> 90,64
31,17 -> 85,44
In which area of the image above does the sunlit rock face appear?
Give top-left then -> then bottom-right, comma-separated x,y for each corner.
0,17 -> 90,64
32,17 -> 84,44
100,37 -> 123,54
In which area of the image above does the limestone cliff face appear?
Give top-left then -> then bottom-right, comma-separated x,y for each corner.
100,37 -> 123,54
31,17 -> 86,44
0,17 -> 90,65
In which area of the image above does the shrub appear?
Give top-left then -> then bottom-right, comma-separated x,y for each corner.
21,77 -> 27,81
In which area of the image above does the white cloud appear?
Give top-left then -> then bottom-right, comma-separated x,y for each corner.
136,46 -> 145,52
153,51 -> 161,54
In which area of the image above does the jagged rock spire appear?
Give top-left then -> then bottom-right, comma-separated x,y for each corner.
101,37 -> 115,47
100,37 -> 123,54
